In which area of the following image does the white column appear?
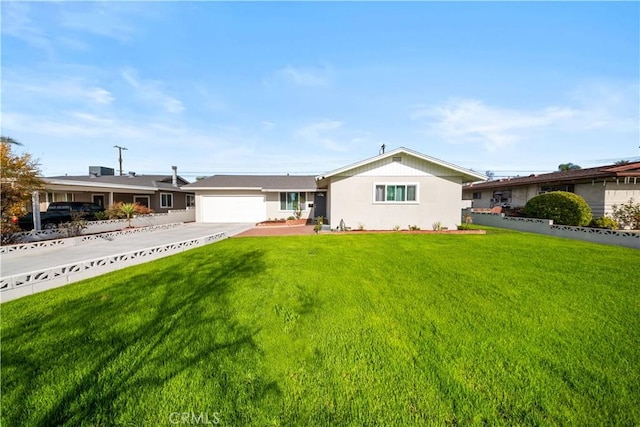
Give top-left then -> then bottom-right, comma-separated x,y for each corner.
32,191 -> 41,231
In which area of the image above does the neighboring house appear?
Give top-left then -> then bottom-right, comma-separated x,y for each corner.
187,147 -> 486,230
39,166 -> 195,213
463,162 -> 640,217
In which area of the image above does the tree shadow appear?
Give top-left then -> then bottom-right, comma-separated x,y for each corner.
1,246 -> 281,425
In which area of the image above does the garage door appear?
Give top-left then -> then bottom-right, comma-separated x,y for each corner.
200,195 -> 266,223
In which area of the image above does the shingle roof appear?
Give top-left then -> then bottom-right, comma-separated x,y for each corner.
46,174 -> 192,191
465,162 -> 640,190
185,175 -> 319,191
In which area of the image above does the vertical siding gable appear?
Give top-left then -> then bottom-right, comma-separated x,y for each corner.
342,155 -> 455,178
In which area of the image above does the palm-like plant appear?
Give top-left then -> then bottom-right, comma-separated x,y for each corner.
119,203 -> 137,228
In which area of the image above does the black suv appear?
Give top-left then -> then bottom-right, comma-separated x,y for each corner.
13,202 -> 105,230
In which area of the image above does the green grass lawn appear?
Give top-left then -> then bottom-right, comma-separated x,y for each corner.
2,229 -> 639,426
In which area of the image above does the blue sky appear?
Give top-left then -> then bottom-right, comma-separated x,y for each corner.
2,1 -> 638,182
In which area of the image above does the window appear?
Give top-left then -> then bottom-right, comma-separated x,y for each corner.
280,192 -> 306,210
472,192 -> 482,200
186,194 -> 195,208
540,184 -> 574,193
134,196 -> 150,207
374,184 -> 417,203
161,193 -> 173,208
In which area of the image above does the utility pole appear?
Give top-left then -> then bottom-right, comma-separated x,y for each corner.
113,145 -> 128,176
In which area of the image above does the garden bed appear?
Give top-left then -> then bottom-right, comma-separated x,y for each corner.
256,219 -> 310,227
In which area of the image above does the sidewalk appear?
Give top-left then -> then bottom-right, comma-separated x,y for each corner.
1,223 -> 254,302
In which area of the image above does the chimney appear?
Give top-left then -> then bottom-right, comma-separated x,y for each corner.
171,166 -> 178,187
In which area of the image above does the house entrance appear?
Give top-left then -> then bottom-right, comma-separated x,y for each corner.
92,195 -> 105,207
314,192 -> 326,219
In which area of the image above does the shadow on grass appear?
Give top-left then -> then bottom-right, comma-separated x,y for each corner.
1,246 -> 279,425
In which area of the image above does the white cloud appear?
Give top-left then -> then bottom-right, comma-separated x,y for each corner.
1,2 -> 53,56
296,120 -> 346,151
261,121 -> 276,130
276,65 -> 332,87
412,83 -> 639,152
4,74 -> 114,106
57,3 -> 137,42
412,100 -> 576,151
121,68 -> 185,114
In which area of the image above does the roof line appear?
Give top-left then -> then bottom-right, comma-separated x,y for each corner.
316,147 -> 487,182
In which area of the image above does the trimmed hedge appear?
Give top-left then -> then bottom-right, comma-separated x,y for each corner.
524,191 -> 592,226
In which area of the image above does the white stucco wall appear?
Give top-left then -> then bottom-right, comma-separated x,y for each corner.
264,192 -> 314,220
327,152 -> 467,232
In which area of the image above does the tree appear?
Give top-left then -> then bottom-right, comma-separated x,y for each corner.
485,170 -> 495,180
614,160 -> 630,166
119,203 -> 137,228
0,136 -> 23,146
1,138 -> 45,237
558,163 -> 581,171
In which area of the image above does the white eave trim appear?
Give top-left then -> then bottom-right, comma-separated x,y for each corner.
45,178 -> 156,191
188,186 -> 263,191
261,188 -> 319,193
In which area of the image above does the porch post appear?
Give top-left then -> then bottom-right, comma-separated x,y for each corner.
32,191 -> 42,231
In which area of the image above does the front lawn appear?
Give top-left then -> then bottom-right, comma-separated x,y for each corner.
2,230 -> 639,425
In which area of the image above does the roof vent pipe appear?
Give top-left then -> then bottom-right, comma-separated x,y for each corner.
172,166 -> 178,187
379,143 -> 386,155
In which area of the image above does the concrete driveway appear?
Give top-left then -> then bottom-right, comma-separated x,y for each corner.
1,223 -> 254,302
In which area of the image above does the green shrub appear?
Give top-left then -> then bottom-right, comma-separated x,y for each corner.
589,216 -> 619,230
611,198 -> 640,230
523,191 -> 592,226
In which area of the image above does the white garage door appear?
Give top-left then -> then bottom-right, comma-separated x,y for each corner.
200,195 -> 266,223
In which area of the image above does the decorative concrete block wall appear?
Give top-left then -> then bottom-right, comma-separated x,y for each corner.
469,212 -> 639,249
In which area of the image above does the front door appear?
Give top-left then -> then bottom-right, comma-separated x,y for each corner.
314,192 -> 326,219
92,195 -> 105,207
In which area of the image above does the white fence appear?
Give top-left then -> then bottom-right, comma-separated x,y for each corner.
0,231 -> 227,303
469,212 -> 640,249
1,223 -> 184,256
11,208 -> 195,243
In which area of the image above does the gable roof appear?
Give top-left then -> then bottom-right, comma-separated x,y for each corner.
465,161 -> 640,190
184,175 -> 318,191
317,147 -> 487,183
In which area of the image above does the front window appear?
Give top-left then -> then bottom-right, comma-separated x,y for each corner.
374,184 -> 417,203
134,196 -> 150,207
161,193 -> 173,208
186,194 -> 195,208
280,192 -> 306,210
540,184 -> 575,193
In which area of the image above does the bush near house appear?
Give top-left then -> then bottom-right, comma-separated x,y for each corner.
611,198 -> 640,230
103,202 -> 154,220
589,216 -> 619,230
524,191 -> 592,226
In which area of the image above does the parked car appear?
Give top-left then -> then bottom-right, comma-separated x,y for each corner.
12,202 -> 105,230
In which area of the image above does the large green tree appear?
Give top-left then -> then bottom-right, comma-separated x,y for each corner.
558,162 -> 582,171
1,137 -> 45,236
